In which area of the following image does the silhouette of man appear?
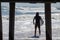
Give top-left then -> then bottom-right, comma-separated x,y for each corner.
33,12 -> 44,37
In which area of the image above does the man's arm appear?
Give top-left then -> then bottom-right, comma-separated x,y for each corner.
33,17 -> 35,24
40,17 -> 44,25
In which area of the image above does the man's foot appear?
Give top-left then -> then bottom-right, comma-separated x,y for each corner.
34,35 -> 36,37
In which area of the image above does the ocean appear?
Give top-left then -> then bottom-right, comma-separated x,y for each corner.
1,2 -> 60,16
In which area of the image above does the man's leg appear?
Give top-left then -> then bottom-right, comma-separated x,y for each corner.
34,24 -> 37,36
38,24 -> 41,36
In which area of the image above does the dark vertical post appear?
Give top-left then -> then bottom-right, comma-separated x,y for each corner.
0,2 -> 2,40
9,2 -> 15,40
45,2 -> 52,40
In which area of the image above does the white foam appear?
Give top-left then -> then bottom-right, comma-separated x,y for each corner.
2,14 -> 60,40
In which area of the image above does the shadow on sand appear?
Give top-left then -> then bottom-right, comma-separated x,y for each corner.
29,35 -> 39,38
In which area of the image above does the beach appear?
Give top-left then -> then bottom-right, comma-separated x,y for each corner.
2,13 -> 60,40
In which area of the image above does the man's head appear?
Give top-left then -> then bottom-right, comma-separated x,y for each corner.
36,12 -> 39,16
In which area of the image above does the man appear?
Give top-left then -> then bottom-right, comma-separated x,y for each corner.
33,12 -> 44,37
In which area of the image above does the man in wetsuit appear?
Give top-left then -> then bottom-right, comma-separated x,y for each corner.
33,12 -> 44,37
